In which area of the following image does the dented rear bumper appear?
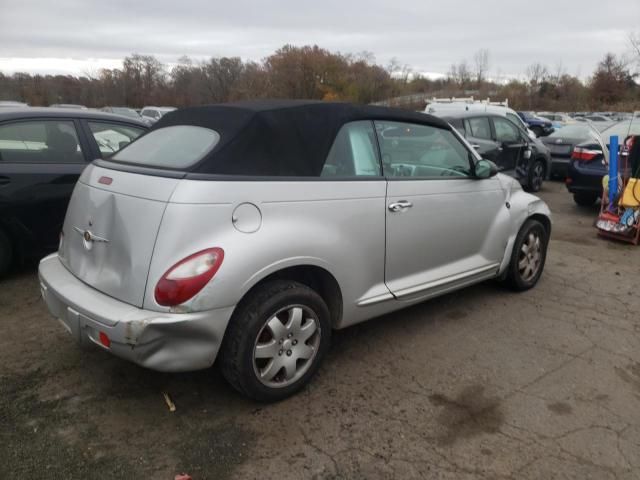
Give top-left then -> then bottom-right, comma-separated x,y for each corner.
38,253 -> 234,372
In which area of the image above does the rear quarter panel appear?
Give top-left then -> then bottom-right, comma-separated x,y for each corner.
144,179 -> 388,326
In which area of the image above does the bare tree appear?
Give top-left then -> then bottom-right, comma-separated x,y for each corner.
631,32 -> 640,58
386,57 -> 412,84
448,60 -> 471,88
525,63 -> 549,86
550,61 -> 566,85
473,48 -> 490,85
631,32 -> 640,75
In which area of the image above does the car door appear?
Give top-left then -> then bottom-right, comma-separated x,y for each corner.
490,116 -> 525,173
463,116 -> 501,162
377,120 -> 510,300
0,118 -> 91,254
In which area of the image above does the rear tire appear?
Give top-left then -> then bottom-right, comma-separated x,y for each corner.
573,192 -> 598,207
220,280 -> 331,402
504,219 -> 549,291
0,229 -> 12,278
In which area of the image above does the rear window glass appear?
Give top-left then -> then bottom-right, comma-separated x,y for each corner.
111,125 -> 220,169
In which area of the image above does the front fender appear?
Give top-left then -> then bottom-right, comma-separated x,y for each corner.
498,188 -> 552,276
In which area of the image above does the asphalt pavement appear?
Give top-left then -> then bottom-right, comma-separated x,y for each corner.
1,180 -> 639,479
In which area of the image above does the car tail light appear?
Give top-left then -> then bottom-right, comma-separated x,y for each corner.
99,332 -> 111,348
571,146 -> 601,162
155,248 -> 224,306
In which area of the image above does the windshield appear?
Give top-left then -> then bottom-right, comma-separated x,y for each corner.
111,125 -> 220,169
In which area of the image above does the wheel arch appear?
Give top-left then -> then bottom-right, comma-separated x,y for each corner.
528,213 -> 551,237
234,264 -> 343,329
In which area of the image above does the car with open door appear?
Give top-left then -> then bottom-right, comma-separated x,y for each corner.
443,112 -> 550,192
39,101 -> 551,402
0,107 -> 147,276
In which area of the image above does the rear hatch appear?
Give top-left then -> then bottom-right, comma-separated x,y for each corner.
59,164 -> 180,307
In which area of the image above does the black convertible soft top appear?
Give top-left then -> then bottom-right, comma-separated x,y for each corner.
152,100 -> 450,176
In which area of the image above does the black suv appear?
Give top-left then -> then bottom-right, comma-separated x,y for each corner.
0,107 -> 147,276
443,112 -> 550,192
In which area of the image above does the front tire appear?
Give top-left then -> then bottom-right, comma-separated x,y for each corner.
505,219 -> 549,291
220,280 -> 331,402
525,159 -> 545,192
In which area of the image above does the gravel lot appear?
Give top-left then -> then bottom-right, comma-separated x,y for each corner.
2,180 -> 640,480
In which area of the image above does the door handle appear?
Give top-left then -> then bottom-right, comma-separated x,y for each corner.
388,200 -> 413,212
471,144 -> 480,150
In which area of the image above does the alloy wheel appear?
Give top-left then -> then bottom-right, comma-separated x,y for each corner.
518,231 -> 542,282
253,305 -> 321,388
531,162 -> 544,191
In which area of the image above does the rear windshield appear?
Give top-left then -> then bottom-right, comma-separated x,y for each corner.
111,125 -> 220,169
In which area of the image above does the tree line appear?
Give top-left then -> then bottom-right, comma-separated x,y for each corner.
1,43 -> 639,112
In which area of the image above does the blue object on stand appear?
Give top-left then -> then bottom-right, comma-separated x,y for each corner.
609,135 -> 619,206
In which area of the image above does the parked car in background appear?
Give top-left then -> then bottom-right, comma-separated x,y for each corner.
140,106 -> 176,124
537,112 -> 575,131
101,106 -> 141,120
566,118 -> 640,205
582,115 -> 614,131
425,97 -> 537,139
443,112 -> 550,191
538,112 -> 574,125
38,101 -> 551,402
517,111 -> 554,137
102,106 -> 152,126
584,115 -> 611,123
49,104 -> 88,110
541,123 -> 600,178
0,101 -> 29,108
0,107 -> 147,276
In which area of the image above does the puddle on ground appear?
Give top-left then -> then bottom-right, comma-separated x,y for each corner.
428,385 -> 504,446
547,401 -> 573,415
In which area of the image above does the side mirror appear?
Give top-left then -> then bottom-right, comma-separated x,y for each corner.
475,159 -> 499,179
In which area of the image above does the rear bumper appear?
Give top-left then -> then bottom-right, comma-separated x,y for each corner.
550,156 -> 570,177
38,254 -> 234,372
566,161 -> 605,196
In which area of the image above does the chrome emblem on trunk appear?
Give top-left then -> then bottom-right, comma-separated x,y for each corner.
73,226 -> 109,251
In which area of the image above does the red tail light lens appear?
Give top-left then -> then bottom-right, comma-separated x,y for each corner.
571,146 -> 601,162
99,331 -> 111,348
155,248 -> 224,306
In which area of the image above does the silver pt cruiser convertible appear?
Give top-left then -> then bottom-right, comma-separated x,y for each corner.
39,100 -> 551,401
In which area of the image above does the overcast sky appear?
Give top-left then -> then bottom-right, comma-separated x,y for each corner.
1,0 -> 638,79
